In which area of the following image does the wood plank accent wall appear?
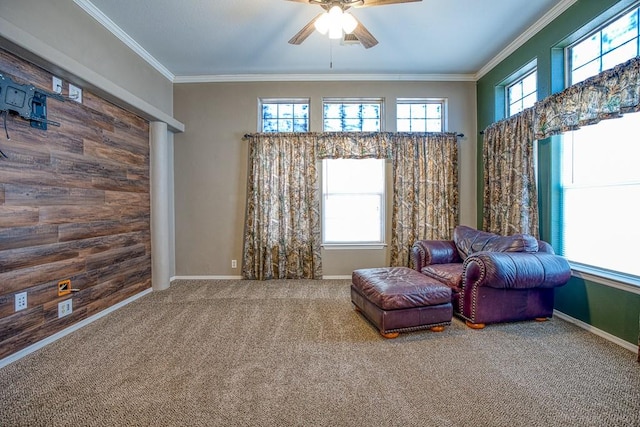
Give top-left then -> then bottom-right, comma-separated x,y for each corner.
0,49 -> 151,359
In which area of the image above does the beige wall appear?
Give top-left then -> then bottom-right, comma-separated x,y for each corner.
173,80 -> 477,277
0,0 -> 173,116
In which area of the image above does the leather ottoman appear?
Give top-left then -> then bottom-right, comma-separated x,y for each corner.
351,267 -> 453,338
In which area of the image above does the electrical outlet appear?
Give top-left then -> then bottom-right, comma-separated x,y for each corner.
68,83 -> 82,103
52,76 -> 62,94
231,259 -> 237,269
58,299 -> 72,318
15,292 -> 27,312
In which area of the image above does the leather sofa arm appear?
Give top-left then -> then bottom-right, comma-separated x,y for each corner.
463,252 -> 571,290
410,240 -> 461,271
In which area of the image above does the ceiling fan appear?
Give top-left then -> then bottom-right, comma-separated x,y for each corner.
287,0 -> 422,49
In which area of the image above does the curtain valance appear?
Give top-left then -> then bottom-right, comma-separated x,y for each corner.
533,56 -> 640,139
244,131 -> 459,160
481,56 -> 640,140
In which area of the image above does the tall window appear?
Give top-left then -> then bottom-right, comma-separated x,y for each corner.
560,4 -> 640,280
323,159 -> 385,244
260,99 -> 309,132
561,113 -> 640,277
507,69 -> 537,117
396,99 -> 445,132
322,99 -> 385,245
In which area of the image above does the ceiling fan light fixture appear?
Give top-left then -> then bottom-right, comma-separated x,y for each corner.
341,12 -> 358,34
328,5 -> 344,38
314,12 -> 330,34
328,24 -> 343,39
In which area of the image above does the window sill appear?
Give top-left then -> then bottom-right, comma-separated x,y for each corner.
569,262 -> 640,295
322,243 -> 387,250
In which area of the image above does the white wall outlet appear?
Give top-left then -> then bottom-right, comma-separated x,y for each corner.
52,76 -> 62,94
58,299 -> 73,318
231,259 -> 237,269
15,292 -> 27,312
68,83 -> 82,103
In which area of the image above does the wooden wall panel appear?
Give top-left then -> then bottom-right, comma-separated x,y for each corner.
0,48 -> 151,360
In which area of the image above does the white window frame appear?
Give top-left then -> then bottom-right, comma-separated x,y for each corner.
321,158 -> 386,247
322,98 -> 384,132
321,98 -> 386,248
396,98 -> 447,132
506,67 -> 537,117
258,98 -> 310,132
566,4 -> 640,86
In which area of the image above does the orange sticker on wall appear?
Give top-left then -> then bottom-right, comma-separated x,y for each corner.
58,280 -> 71,297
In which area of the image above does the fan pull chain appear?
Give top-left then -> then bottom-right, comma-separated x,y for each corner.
329,39 -> 333,69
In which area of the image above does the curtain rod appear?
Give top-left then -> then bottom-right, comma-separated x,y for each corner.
244,132 -> 464,138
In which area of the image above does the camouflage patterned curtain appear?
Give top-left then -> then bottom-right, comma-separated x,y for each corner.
482,57 -> 640,238
243,132 -> 459,277
482,108 -> 538,237
242,133 -> 322,280
534,56 -> 640,139
391,133 -> 459,267
315,132 -> 391,159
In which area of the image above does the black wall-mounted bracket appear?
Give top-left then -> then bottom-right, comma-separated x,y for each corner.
0,71 -> 64,140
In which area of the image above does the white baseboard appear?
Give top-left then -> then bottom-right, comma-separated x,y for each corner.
0,288 -> 152,369
553,309 -> 639,354
171,275 -> 243,281
171,275 -> 352,281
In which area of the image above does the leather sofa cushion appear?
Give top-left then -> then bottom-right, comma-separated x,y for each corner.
352,267 -> 451,310
421,264 -> 463,292
453,225 -> 538,260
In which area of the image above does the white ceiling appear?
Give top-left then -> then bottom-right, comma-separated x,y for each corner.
77,0 -> 574,81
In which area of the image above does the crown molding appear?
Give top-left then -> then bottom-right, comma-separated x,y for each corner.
475,0 -> 579,80
73,0 -> 175,82
173,73 -> 476,83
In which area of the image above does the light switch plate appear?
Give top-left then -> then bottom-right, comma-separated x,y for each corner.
52,76 -> 62,94
69,83 -> 82,103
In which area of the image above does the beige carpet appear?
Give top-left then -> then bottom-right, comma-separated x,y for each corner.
0,279 -> 638,426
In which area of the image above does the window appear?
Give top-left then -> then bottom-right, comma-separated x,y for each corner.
507,69 -> 537,116
323,99 -> 382,132
322,158 -> 385,244
559,5 -> 640,280
396,99 -> 445,132
321,98 -> 385,245
561,113 -> 640,278
568,6 -> 639,84
260,99 -> 309,132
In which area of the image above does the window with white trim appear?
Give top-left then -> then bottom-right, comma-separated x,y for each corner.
396,99 -> 445,132
568,6 -> 639,85
322,158 -> 385,244
260,99 -> 309,132
322,99 -> 385,245
323,99 -> 382,132
507,69 -> 537,117
560,4 -> 640,280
